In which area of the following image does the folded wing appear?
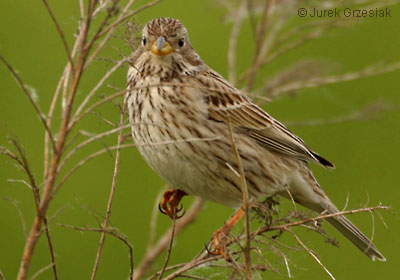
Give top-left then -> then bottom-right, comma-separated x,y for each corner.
196,70 -> 334,169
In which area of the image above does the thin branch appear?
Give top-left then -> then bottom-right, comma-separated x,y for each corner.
93,0 -> 113,16
53,143 -> 135,197
90,97 -> 126,280
9,138 -> 41,208
6,139 -> 59,280
44,30 -> 88,178
60,0 -> 97,134
245,0 -> 279,91
85,0 -> 163,69
226,115 -> 251,279
342,193 -> 351,212
42,0 -> 75,71
146,190 -> 165,253
157,217 -> 176,280
252,205 -> 389,236
72,58 -> 129,128
245,0 -> 257,40
262,26 -> 328,67
255,239 -> 292,278
134,198 -> 205,280
59,224 -> 134,280
44,69 -> 64,179
69,89 -> 127,129
0,55 -> 56,150
285,100 -> 397,127
96,0 -> 163,40
176,275 -> 208,280
267,61 -> 400,98
367,210 -> 376,252
227,0 -> 246,84
4,198 -> 28,239
83,0 -> 121,69
79,0 -> 85,20
161,256 -> 222,280
273,19 -> 350,49
146,263 -> 187,280
57,124 -> 131,174
28,263 -> 55,280
375,210 -> 389,231
254,0 -> 274,56
7,179 -> 33,190
287,229 -> 335,280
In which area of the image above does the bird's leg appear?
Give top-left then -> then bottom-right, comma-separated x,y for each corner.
210,208 -> 245,259
159,189 -> 187,219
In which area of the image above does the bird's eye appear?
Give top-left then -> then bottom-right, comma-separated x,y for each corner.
142,37 -> 147,45
178,38 -> 184,47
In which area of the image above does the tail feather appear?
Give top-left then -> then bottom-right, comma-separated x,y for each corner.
281,177 -> 385,261
322,203 -> 386,261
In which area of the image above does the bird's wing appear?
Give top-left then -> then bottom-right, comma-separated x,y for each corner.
194,70 -> 334,168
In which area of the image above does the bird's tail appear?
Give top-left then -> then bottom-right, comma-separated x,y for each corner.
319,201 -> 386,261
281,171 -> 385,261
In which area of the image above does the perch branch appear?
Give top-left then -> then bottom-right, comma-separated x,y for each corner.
133,198 -> 204,280
157,218 -> 176,280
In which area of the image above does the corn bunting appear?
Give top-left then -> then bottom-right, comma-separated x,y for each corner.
126,18 -> 385,261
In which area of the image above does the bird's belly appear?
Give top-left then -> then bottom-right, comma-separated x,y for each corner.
138,138 -> 200,189
135,131 -> 244,207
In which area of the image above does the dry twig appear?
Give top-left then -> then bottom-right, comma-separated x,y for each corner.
59,224 -> 134,279
157,218 -> 176,280
226,115 -> 252,279
90,97 -> 127,280
133,198 -> 205,280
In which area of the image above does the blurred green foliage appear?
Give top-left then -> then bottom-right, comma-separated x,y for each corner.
0,1 -> 399,279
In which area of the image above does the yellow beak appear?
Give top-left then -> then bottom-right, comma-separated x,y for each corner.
151,36 -> 173,56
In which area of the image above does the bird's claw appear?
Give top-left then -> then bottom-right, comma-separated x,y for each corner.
206,229 -> 231,260
206,208 -> 246,260
158,203 -> 167,215
158,189 -> 187,219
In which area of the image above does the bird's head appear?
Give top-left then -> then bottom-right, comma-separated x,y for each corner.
142,17 -> 190,57
130,18 -> 204,75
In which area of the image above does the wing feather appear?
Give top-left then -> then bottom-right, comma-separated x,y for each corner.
195,70 -> 334,169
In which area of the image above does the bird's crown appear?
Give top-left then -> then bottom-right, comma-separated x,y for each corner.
144,17 -> 187,38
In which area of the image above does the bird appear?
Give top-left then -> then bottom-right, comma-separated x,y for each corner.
126,17 -> 385,261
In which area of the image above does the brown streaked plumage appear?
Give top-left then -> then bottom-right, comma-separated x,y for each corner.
126,17 -> 385,261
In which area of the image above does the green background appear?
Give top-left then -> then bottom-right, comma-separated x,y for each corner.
1,0 -> 399,279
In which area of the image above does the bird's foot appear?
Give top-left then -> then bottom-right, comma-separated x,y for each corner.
209,228 -> 230,260
208,208 -> 245,260
159,189 -> 187,219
